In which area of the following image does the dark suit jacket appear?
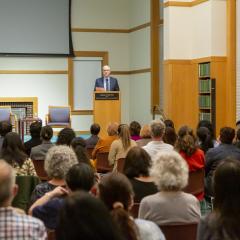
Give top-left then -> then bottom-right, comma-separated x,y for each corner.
94,77 -> 119,91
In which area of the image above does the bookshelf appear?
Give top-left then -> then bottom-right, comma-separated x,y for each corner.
198,62 -> 216,127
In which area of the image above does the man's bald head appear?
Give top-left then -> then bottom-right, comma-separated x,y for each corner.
0,160 -> 15,206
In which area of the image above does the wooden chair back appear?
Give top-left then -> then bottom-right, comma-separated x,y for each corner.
86,147 -> 94,159
159,223 -> 198,240
47,230 -> 56,240
96,152 -> 112,173
130,202 -> 140,218
116,158 -> 126,173
183,168 -> 204,195
32,159 -> 49,181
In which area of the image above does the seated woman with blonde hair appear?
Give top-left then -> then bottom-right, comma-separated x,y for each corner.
108,124 -> 137,171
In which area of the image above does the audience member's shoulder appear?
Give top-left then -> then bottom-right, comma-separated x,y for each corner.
135,218 -> 166,240
141,192 -> 159,203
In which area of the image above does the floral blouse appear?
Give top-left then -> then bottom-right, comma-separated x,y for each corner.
13,158 -> 37,176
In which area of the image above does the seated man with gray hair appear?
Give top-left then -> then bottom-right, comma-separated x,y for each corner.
0,160 -> 46,239
143,120 -> 173,160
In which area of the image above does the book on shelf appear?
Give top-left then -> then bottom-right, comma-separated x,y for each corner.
199,95 -> 211,108
199,63 -> 210,77
199,112 -> 211,121
199,79 -> 211,93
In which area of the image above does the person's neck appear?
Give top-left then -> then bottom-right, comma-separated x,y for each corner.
135,175 -> 153,182
1,199 -> 11,208
152,137 -> 162,141
49,178 -> 65,186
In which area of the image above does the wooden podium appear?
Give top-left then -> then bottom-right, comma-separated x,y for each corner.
93,91 -> 121,137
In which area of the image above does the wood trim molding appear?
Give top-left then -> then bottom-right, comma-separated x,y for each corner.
72,22 -> 151,34
111,68 -> 151,75
0,97 -> 38,115
164,0 -> 209,8
0,70 -> 67,74
164,56 -> 227,65
151,0 -> 160,108
71,110 -> 93,115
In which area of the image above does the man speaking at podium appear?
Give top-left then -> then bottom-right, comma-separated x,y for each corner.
94,65 -> 120,91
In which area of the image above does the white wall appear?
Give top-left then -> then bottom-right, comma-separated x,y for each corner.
164,0 -> 227,60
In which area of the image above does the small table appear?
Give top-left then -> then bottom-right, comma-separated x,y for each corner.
19,117 -> 42,142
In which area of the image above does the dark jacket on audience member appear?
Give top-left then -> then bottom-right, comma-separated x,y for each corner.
30,141 -> 54,161
24,137 -> 42,156
205,143 -> 240,196
85,135 -> 99,149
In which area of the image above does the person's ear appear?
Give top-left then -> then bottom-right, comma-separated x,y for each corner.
128,195 -> 134,210
12,184 -> 18,198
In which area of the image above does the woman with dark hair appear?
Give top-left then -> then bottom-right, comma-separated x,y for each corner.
56,127 -> 76,146
30,125 -> 54,161
197,159 -> 240,240
164,119 -> 175,129
162,127 -> 177,146
98,173 -> 165,240
56,191 -> 124,240
130,121 -> 141,141
71,137 -> 91,166
197,127 -> 214,153
197,120 -> 218,147
176,126 -> 205,200
123,147 -> 158,202
108,124 -> 137,171
0,132 -> 36,175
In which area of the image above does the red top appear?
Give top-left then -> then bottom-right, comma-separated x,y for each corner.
180,148 -> 205,200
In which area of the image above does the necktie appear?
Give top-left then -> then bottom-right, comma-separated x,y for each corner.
106,78 -> 109,91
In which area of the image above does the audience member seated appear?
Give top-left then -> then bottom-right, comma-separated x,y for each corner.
139,151 -> 201,225
130,121 -> 141,141
85,123 -> 100,149
0,132 -> 36,176
197,159 -> 240,240
176,126 -> 205,200
136,124 -> 152,147
108,124 -> 137,171
30,125 -> 54,161
30,145 -> 78,203
24,121 -> 42,156
197,127 -> 214,153
92,122 -> 119,159
0,160 -> 46,239
56,191 -> 124,240
197,120 -> 218,147
164,119 -> 175,129
56,127 -> 76,146
98,172 -> 166,240
30,163 -> 95,229
71,138 -> 92,166
143,120 -> 173,160
162,127 -> 177,146
123,147 -> 158,203
205,127 -> 240,196
0,121 -> 12,151
71,136 -> 86,148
